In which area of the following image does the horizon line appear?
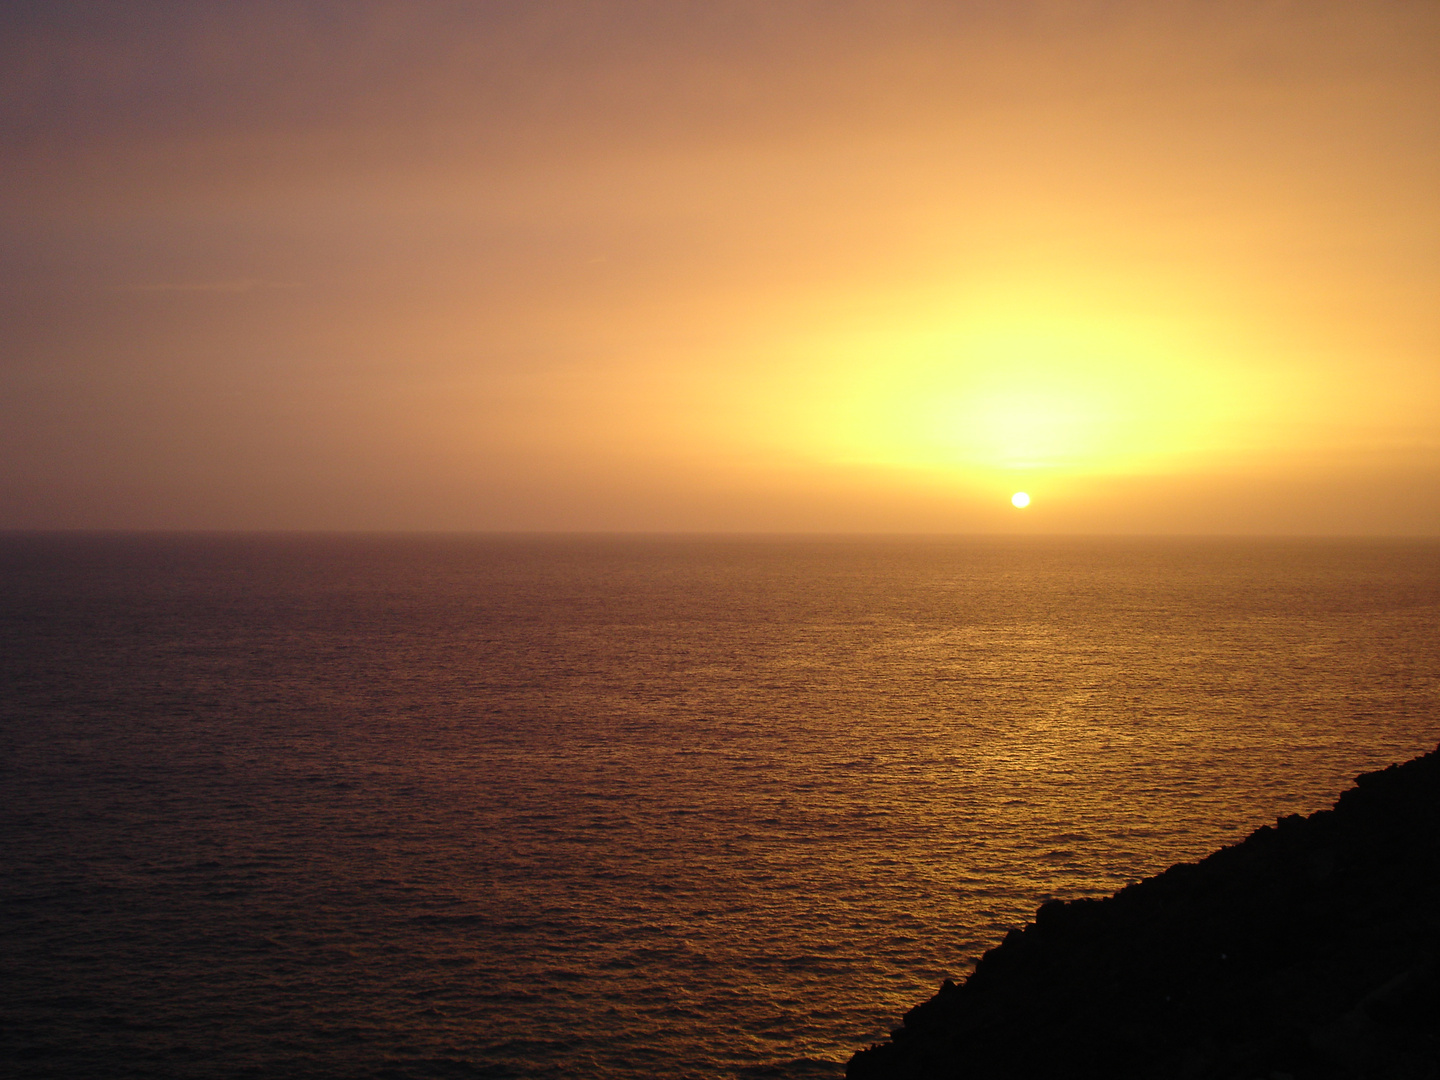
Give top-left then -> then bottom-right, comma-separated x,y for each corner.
3,528 -> 1438,541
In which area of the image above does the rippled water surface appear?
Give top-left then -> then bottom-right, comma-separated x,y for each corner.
3,534 -> 1439,1078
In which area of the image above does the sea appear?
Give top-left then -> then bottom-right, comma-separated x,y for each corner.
3,533 -> 1439,1079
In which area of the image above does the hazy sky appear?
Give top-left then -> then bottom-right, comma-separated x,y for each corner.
3,1 -> 1437,532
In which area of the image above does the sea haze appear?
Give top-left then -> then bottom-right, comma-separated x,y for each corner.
3,534 -> 1438,1079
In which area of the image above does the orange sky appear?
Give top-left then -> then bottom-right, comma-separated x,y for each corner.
2,1 -> 1437,532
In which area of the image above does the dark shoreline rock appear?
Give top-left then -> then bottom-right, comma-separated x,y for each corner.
848,745 -> 1440,1079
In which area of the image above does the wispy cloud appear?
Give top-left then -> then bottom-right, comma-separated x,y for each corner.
123,279 -> 305,294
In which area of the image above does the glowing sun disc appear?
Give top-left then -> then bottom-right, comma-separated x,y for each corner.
1011,491 -> 1031,509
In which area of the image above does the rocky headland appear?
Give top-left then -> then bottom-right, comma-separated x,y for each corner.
848,745 -> 1440,1079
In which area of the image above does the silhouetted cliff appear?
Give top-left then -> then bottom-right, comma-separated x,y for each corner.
849,745 -> 1440,1079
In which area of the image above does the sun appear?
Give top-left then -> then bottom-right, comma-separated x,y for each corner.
1011,491 -> 1031,509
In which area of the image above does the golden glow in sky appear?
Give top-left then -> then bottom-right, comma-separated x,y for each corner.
0,1 -> 1436,532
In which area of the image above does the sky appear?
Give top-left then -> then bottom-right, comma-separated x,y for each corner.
2,0 -> 1437,533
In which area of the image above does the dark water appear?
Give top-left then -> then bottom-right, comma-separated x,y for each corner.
3,534 -> 1439,1079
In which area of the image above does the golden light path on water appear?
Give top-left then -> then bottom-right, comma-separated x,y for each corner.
6,536 -> 1440,1078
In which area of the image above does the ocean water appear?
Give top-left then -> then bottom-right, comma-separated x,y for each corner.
2,534 -> 1439,1079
